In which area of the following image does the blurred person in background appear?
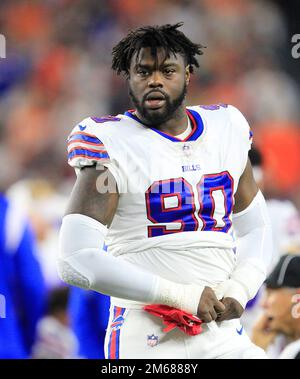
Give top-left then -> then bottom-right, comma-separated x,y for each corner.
31,286 -> 80,359
69,288 -> 110,359
241,146 -> 300,334
249,146 -> 300,267
252,254 -> 300,359
7,178 -> 68,290
0,192 -> 46,358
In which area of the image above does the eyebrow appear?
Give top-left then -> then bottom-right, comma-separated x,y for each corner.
135,62 -> 179,70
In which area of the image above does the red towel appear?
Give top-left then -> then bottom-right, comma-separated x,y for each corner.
144,304 -> 203,336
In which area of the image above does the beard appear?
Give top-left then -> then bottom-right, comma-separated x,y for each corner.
129,82 -> 187,127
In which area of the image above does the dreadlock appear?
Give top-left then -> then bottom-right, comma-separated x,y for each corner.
112,22 -> 205,76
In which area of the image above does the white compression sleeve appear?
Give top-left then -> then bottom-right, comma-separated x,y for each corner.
57,214 -> 204,314
216,191 -> 273,308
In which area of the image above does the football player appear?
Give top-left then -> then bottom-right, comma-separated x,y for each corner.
58,23 -> 273,359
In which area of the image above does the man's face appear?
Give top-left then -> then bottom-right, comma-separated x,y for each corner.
128,47 -> 190,126
261,288 -> 298,335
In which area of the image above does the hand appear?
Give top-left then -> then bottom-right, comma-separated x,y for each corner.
251,313 -> 277,350
197,286 -> 226,323
215,297 -> 244,322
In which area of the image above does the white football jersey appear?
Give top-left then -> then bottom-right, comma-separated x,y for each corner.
67,104 -> 252,291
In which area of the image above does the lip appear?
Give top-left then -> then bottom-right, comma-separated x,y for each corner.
144,98 -> 166,109
144,91 -> 166,110
145,91 -> 165,101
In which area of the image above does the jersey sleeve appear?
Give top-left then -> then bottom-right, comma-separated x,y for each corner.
67,117 -> 125,192
67,118 -> 110,169
227,105 -> 253,174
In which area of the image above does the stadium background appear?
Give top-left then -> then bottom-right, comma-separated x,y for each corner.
0,0 -> 299,359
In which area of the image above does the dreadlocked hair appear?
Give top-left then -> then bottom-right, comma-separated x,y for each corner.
112,22 -> 205,76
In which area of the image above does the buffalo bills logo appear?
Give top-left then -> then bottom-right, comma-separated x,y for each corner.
110,315 -> 125,331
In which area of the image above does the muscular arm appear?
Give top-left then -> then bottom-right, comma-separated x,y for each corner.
233,158 -> 259,214
216,158 -> 273,321
65,165 -> 119,225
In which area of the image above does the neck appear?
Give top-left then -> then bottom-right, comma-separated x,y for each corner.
136,105 -> 188,136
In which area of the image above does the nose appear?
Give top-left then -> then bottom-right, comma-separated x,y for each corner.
148,71 -> 163,88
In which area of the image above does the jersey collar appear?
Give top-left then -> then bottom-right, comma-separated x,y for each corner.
124,108 -> 204,142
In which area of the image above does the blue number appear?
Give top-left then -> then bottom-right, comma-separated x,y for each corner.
197,171 -> 234,232
145,172 -> 234,237
145,178 -> 198,237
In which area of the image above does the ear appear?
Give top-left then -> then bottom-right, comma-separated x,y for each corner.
185,66 -> 191,85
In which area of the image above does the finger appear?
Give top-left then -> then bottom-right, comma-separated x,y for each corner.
209,307 -> 218,321
216,311 -> 229,322
216,309 -> 225,317
214,300 -> 226,313
202,312 -> 213,323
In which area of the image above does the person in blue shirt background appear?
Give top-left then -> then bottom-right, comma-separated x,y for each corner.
69,288 -> 110,359
0,193 -> 46,358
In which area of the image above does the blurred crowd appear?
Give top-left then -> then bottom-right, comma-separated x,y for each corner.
0,0 -> 299,359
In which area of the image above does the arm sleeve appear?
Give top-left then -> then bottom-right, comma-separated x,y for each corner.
58,214 -> 205,315
216,191 -> 273,308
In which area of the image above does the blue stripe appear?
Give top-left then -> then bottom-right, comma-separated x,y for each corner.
124,109 -> 204,142
186,109 -> 204,141
249,130 -> 253,139
68,149 -> 109,160
124,111 -> 140,124
68,133 -> 103,145
115,329 -> 120,359
149,128 -> 179,142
